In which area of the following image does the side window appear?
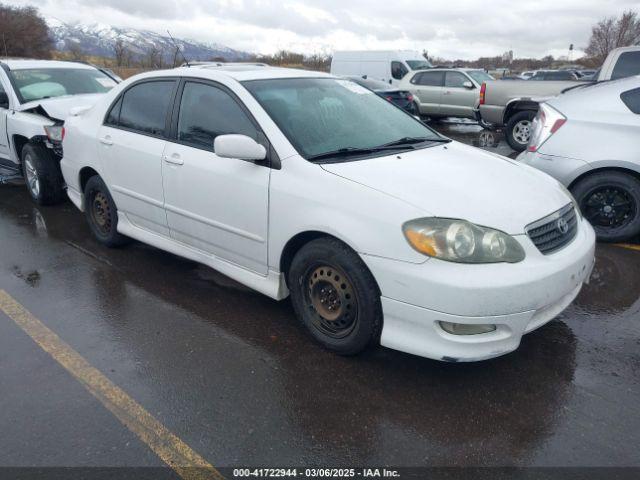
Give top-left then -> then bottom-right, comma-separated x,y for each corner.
621,88 -> 640,114
611,51 -> 640,80
105,96 -> 122,126
391,61 -> 408,80
445,72 -> 468,88
414,71 -> 444,87
117,81 -> 175,136
177,82 -> 257,151
0,79 -> 7,107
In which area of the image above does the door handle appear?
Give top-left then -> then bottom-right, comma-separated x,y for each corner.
163,153 -> 184,165
99,136 -> 113,146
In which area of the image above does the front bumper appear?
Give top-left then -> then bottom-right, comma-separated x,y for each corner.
516,150 -> 589,187
362,220 -> 596,361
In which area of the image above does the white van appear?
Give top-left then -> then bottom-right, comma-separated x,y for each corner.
331,50 -> 432,86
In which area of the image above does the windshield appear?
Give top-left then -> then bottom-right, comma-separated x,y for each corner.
406,60 -> 433,70
8,68 -> 117,103
243,77 -> 443,161
467,70 -> 494,84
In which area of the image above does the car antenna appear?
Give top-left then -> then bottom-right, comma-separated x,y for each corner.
2,33 -> 8,60
167,30 -> 190,67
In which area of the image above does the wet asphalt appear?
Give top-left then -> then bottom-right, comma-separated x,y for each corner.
0,124 -> 639,472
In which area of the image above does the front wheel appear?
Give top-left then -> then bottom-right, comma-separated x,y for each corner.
288,237 -> 383,355
505,111 -> 536,152
571,171 -> 640,243
21,143 -> 65,205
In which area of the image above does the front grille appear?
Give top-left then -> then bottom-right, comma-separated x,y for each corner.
526,203 -> 578,255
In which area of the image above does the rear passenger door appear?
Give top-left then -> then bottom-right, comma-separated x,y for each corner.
99,79 -> 177,237
161,80 -> 270,275
410,71 -> 444,116
441,71 -> 476,118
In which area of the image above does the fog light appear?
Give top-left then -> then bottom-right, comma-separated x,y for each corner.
439,321 -> 497,335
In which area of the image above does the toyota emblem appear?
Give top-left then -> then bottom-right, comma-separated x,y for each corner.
557,218 -> 569,234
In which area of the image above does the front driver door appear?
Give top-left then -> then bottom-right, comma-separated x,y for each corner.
441,71 -> 477,118
162,80 -> 270,275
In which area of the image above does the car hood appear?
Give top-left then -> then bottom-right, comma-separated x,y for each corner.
320,141 -> 571,235
18,94 -> 104,121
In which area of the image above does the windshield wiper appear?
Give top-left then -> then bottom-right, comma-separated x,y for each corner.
380,136 -> 451,148
307,145 -> 414,162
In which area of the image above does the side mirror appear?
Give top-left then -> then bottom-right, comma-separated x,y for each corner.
214,134 -> 267,162
0,92 -> 9,109
463,81 -> 474,89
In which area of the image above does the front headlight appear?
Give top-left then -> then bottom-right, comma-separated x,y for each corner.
403,218 -> 526,263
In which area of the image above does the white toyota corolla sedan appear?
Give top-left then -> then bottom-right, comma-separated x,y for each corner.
61,66 -> 596,362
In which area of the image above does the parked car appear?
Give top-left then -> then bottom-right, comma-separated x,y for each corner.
518,76 -> 640,242
0,59 -> 118,204
399,68 -> 494,122
578,69 -> 598,80
346,76 -> 417,114
478,46 -> 640,151
61,66 -> 595,362
331,50 -> 432,86
529,70 -> 580,81
520,71 -> 536,80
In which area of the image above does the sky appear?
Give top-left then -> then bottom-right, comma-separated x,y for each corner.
9,0 -> 639,59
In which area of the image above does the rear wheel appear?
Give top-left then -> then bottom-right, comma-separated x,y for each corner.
288,237 -> 382,355
84,176 -> 130,247
505,111 -> 536,152
21,143 -> 65,205
571,171 -> 640,243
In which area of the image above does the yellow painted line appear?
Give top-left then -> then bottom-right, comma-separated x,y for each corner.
614,243 -> 640,252
0,290 -> 224,480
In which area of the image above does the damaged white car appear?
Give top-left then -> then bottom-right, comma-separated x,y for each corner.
0,60 -> 118,204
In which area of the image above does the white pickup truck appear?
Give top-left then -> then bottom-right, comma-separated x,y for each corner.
478,46 -> 640,151
0,60 -> 118,204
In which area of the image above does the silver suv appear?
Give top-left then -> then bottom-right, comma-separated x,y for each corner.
399,68 -> 494,122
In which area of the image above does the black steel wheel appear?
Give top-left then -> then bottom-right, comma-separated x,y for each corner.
305,264 -> 358,339
84,175 -> 130,247
572,171 -> 640,243
288,237 -> 382,355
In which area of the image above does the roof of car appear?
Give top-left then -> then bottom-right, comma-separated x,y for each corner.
413,67 -> 484,73
1,59 -> 97,70
143,66 -> 333,82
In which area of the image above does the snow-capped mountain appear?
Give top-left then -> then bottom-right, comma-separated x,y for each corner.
47,19 -> 252,62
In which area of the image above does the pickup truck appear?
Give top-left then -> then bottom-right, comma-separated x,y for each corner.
477,46 -> 640,151
0,60 -> 118,204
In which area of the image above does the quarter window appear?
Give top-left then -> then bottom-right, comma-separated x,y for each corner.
116,81 -> 175,136
445,72 -> 469,88
412,71 -> 444,87
177,82 -> 257,151
621,88 -> 640,114
391,62 -> 409,81
105,96 -> 122,126
611,51 -> 640,80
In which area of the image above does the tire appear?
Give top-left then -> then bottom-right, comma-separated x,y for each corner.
83,175 -> 130,247
288,237 -> 383,355
571,171 -> 640,243
505,110 -> 536,152
21,143 -> 65,205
